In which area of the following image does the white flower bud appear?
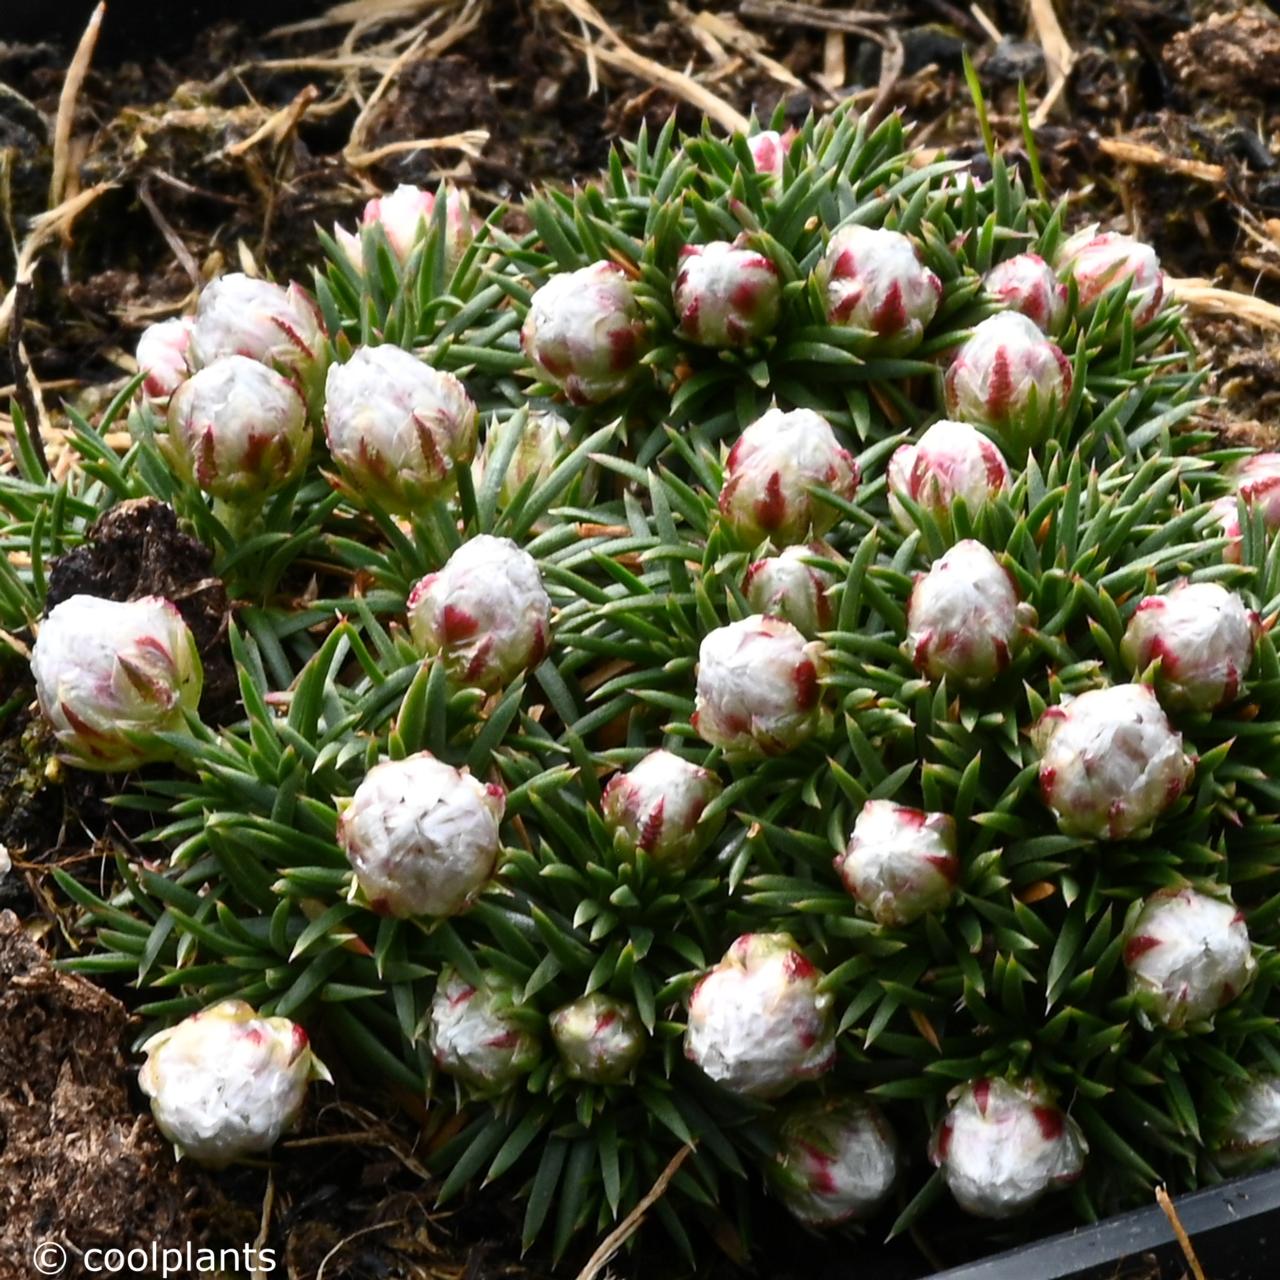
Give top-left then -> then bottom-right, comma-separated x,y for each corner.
165,355 -> 310,503
407,535 -> 551,690
138,999 -> 329,1167
32,594 -> 203,772
337,751 -> 505,918
1057,228 -> 1165,325
473,408 -> 574,512
549,993 -> 647,1083
428,967 -> 541,1097
930,1078 -> 1086,1218
747,130 -> 788,180
1037,684 -> 1194,840
744,542 -> 838,637
521,262 -> 647,405
887,420 -> 1011,532
601,749 -> 724,873
685,933 -> 836,1099
1214,1076 -> 1280,1172
188,273 -> 326,386
135,316 -> 194,408
944,312 -> 1072,457
1125,888 -> 1256,1030
361,182 -> 474,268
819,225 -> 941,352
984,253 -> 1067,332
718,408 -> 860,548
906,541 -> 1029,691
693,616 -> 828,758
1121,582 -> 1259,712
835,800 -> 959,926
673,240 -> 781,348
323,344 -> 478,513
1209,454 -> 1280,563
769,1096 -> 899,1225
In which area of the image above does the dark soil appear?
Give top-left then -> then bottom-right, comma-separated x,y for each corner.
4,0 -> 1280,1276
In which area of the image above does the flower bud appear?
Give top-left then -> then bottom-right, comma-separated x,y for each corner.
549,993 -> 647,1083
983,253 -> 1067,332
473,408 -> 575,512
835,800 -> 959,926
685,933 -> 836,1098
693,616 -> 828,758
906,541 -> 1028,691
521,262 -> 647,405
1121,582 -> 1259,712
768,1096 -> 899,1225
188,273 -> 326,387
135,316 -> 194,408
428,967 -> 541,1097
673,240 -> 781,348
1037,684 -> 1194,840
744,542 -> 838,637
165,355 -> 310,503
32,594 -> 203,771
930,1078 -> 1086,1218
337,751 -> 504,918
601,749 -> 724,873
1057,228 -> 1165,325
407,535 -> 551,690
747,130 -> 788,181
944,312 -> 1071,456
323,344 -> 478,513
1125,887 -> 1255,1029
820,225 -> 941,352
718,408 -> 860,548
363,182 -> 473,269
1213,1076 -> 1280,1172
138,999 -> 329,1167
1208,454 -> 1280,563
887,420 -> 1010,532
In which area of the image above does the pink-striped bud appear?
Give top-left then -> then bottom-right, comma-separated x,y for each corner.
930,1078 -> 1085,1218
1057,228 -> 1165,325
835,800 -> 959,926
719,408 -> 860,547
693,616 -> 828,758
747,130 -> 788,181
428,967 -> 541,1097
944,312 -> 1071,456
906,541 -> 1029,691
549,993 -> 647,1084
744,542 -> 838,637
188,273 -> 326,386
769,1096 -> 899,1225
323,344 -> 478,513
685,933 -> 836,1099
337,751 -> 504,918
165,356 -> 310,503
820,225 -> 941,352
1037,684 -> 1194,840
360,182 -> 473,269
32,594 -> 203,772
135,316 -> 194,408
521,262 -> 647,405
1214,1076 -> 1280,1172
983,253 -> 1067,332
887,420 -> 1011,531
1125,888 -> 1255,1029
1121,582 -> 1259,712
1208,454 -> 1280,563
139,1000 -> 329,1167
601,749 -> 724,872
407,535 -> 551,690
674,240 -> 781,348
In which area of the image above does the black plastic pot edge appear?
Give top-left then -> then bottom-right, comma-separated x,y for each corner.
931,1169 -> 1280,1280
